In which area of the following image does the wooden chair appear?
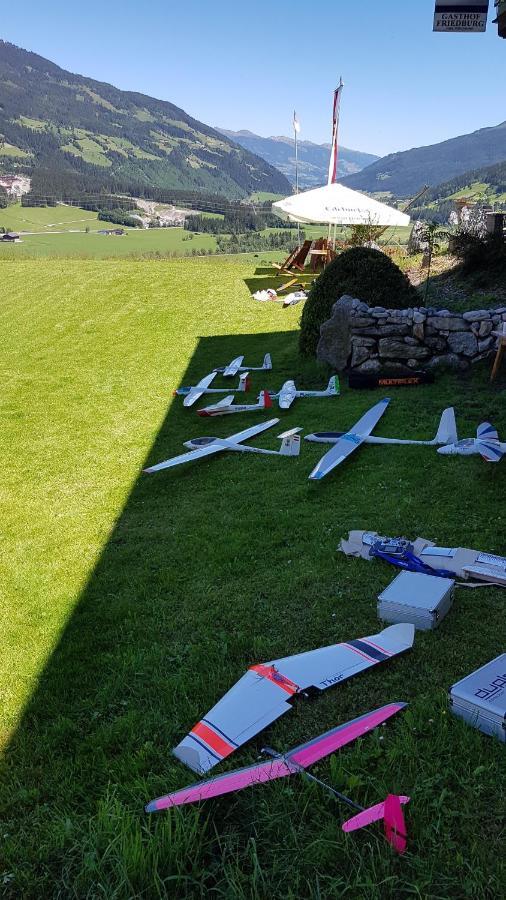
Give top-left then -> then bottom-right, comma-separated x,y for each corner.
272,240 -> 312,274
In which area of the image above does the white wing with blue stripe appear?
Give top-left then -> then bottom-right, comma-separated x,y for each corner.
309,398 -> 390,480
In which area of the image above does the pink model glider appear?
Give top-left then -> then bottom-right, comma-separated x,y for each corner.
146,702 -> 410,852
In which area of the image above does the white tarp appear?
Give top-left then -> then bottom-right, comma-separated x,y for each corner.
271,182 -> 410,227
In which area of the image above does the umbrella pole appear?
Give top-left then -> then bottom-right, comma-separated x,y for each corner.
294,116 -> 301,249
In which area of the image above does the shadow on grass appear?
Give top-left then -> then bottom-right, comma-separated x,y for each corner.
0,327 -> 319,891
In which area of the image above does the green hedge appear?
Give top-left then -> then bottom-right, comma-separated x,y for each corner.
299,247 -> 418,355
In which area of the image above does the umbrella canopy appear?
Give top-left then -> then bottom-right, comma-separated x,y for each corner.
272,182 -> 410,227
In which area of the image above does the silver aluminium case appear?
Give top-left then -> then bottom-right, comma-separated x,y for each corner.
377,571 -> 454,631
449,654 -> 506,743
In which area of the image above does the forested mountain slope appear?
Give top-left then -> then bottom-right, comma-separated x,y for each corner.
342,122 -> 506,198
0,41 -> 290,200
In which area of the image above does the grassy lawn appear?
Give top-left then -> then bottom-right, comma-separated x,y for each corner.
0,256 -> 504,898
0,227 -> 219,258
0,202 -> 130,234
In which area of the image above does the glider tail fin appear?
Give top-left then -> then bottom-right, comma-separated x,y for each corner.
342,794 -> 409,854
263,353 -> 272,371
327,375 -> 340,395
434,407 -> 458,445
278,427 -> 302,456
259,390 -> 273,409
238,372 -> 250,392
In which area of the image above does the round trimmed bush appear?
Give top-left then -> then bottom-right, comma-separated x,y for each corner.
299,246 -> 418,355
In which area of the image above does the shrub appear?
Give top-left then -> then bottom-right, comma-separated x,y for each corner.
299,246 -> 418,355
452,230 -> 506,275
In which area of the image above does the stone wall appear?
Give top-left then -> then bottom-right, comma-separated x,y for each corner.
317,294 -> 505,374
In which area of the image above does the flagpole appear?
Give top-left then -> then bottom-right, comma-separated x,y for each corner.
293,110 -> 301,248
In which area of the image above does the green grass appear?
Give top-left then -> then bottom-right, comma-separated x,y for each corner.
0,142 -> 31,158
0,256 -> 505,898
0,202 -> 128,234
0,228 -> 219,258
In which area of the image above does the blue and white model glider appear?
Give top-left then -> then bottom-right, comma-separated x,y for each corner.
306,399 -> 456,480
268,375 -> 340,409
437,421 -> 505,462
214,353 -> 272,377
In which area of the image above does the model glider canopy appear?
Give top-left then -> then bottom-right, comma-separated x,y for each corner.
144,419 -> 302,473
272,183 -> 410,227
173,622 -> 414,774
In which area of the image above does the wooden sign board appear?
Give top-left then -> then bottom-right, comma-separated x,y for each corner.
433,2 -> 489,31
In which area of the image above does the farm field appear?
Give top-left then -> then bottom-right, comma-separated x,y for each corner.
0,256 -> 504,898
0,226 -> 219,258
0,202 -> 127,234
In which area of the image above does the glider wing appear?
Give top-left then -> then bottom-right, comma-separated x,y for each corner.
144,419 -> 280,473
183,372 -> 217,407
147,702 -> 406,812
309,398 -> 390,480
223,356 -> 244,377
173,622 -> 413,773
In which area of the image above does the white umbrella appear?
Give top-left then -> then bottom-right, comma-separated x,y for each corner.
272,182 -> 410,227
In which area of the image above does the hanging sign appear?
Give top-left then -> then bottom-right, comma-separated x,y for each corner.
433,2 -> 489,31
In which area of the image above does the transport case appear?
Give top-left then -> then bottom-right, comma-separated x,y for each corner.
377,571 -> 454,631
449,654 -> 506,743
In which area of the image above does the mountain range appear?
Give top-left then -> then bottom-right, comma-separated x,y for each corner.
0,41 -> 290,200
218,129 -> 378,189
342,122 -> 506,198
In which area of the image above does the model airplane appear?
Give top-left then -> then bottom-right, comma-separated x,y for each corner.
174,371 -> 250,408
143,419 -> 302,474
306,399 -> 457,480
437,421 -> 505,462
214,353 -> 272,377
173,622 -> 414,774
147,703 -> 410,853
268,375 -> 340,409
197,390 -> 273,417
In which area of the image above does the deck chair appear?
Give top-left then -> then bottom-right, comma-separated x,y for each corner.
272,240 -> 312,274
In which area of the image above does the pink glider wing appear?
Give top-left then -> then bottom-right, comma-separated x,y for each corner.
288,703 -> 406,769
146,702 -> 406,813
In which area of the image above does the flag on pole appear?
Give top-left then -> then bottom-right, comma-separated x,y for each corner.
327,80 -> 343,185
293,111 -> 301,134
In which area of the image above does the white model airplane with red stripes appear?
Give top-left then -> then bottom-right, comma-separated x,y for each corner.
172,622 -> 414,774
214,353 -> 272,377
144,419 -> 302,473
197,390 -> 273,417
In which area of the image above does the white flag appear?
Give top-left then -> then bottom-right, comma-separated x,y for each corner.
293,111 -> 301,134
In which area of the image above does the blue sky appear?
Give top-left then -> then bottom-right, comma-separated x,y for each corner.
1,1 -> 505,156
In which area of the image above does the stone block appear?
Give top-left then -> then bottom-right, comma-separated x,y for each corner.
351,344 -> 371,367
463,309 -> 490,321
478,320 -> 493,337
427,353 -> 468,371
378,338 -> 430,359
447,331 -> 478,356
413,323 -> 424,341
425,335 -> 447,351
427,316 -> 466,331
413,311 -> 426,323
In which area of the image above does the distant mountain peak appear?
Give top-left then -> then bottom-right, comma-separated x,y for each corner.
216,127 -> 378,189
